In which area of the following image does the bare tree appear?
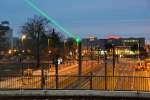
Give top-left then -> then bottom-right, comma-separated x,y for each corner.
21,16 -> 64,62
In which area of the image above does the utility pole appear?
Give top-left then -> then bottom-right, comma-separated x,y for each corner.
48,38 -> 50,66
112,46 -> 115,76
76,38 -> 82,88
86,39 -> 88,65
21,35 -> 26,85
90,43 -> 93,73
63,40 -> 67,65
78,41 -> 82,77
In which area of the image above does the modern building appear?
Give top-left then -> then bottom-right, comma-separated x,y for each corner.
0,21 -> 13,56
82,36 -> 145,57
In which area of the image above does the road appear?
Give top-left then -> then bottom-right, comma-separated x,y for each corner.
80,58 -> 150,91
0,60 -> 99,89
0,58 -> 150,91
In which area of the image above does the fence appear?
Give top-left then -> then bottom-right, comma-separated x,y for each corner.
0,75 -> 150,92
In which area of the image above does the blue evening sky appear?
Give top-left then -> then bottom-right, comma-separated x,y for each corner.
0,0 -> 150,39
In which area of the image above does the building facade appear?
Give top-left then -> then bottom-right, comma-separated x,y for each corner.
82,36 -> 145,57
0,21 -> 13,56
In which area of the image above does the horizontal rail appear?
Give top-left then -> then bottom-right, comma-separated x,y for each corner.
0,75 -> 150,92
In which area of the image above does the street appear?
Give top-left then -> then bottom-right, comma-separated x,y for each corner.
0,58 -> 150,91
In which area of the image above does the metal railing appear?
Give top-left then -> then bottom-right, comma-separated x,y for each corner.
0,75 -> 150,92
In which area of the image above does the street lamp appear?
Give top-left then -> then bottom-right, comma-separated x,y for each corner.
138,40 -> 140,61
89,38 -> 94,75
21,35 -> 27,53
76,38 -> 82,88
8,49 -> 12,55
21,34 -> 26,85
48,38 -> 51,68
63,39 -> 67,65
21,35 -> 27,54
76,38 -> 82,76
21,35 -> 26,41
112,45 -> 115,76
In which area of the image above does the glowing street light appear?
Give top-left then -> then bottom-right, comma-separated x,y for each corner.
21,35 -> 26,41
8,49 -> 12,55
21,35 -> 27,54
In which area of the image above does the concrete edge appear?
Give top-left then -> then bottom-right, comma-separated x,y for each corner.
0,90 -> 149,98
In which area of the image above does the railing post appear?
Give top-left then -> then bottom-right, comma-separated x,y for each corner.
90,72 -> 93,89
41,64 -> 45,89
56,64 -> 58,89
54,56 -> 58,89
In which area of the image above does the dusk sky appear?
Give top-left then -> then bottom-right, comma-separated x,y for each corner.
0,0 -> 150,39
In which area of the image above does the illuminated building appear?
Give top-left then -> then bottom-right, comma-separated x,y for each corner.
0,21 -> 13,56
82,36 -> 145,57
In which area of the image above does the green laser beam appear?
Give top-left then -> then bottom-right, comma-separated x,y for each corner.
24,0 -> 80,41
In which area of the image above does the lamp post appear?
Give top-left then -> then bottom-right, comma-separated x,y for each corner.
112,45 -> 115,76
76,38 -> 82,88
21,34 -> 26,84
48,38 -> 50,54
86,39 -> 88,67
48,38 -> 51,68
63,40 -> 67,65
89,38 -> 94,75
98,47 -> 100,64
76,38 -> 82,76
138,40 -> 140,61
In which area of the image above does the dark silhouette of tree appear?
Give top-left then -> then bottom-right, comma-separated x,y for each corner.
21,16 -> 64,60
48,29 -> 64,60
21,16 -> 49,59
